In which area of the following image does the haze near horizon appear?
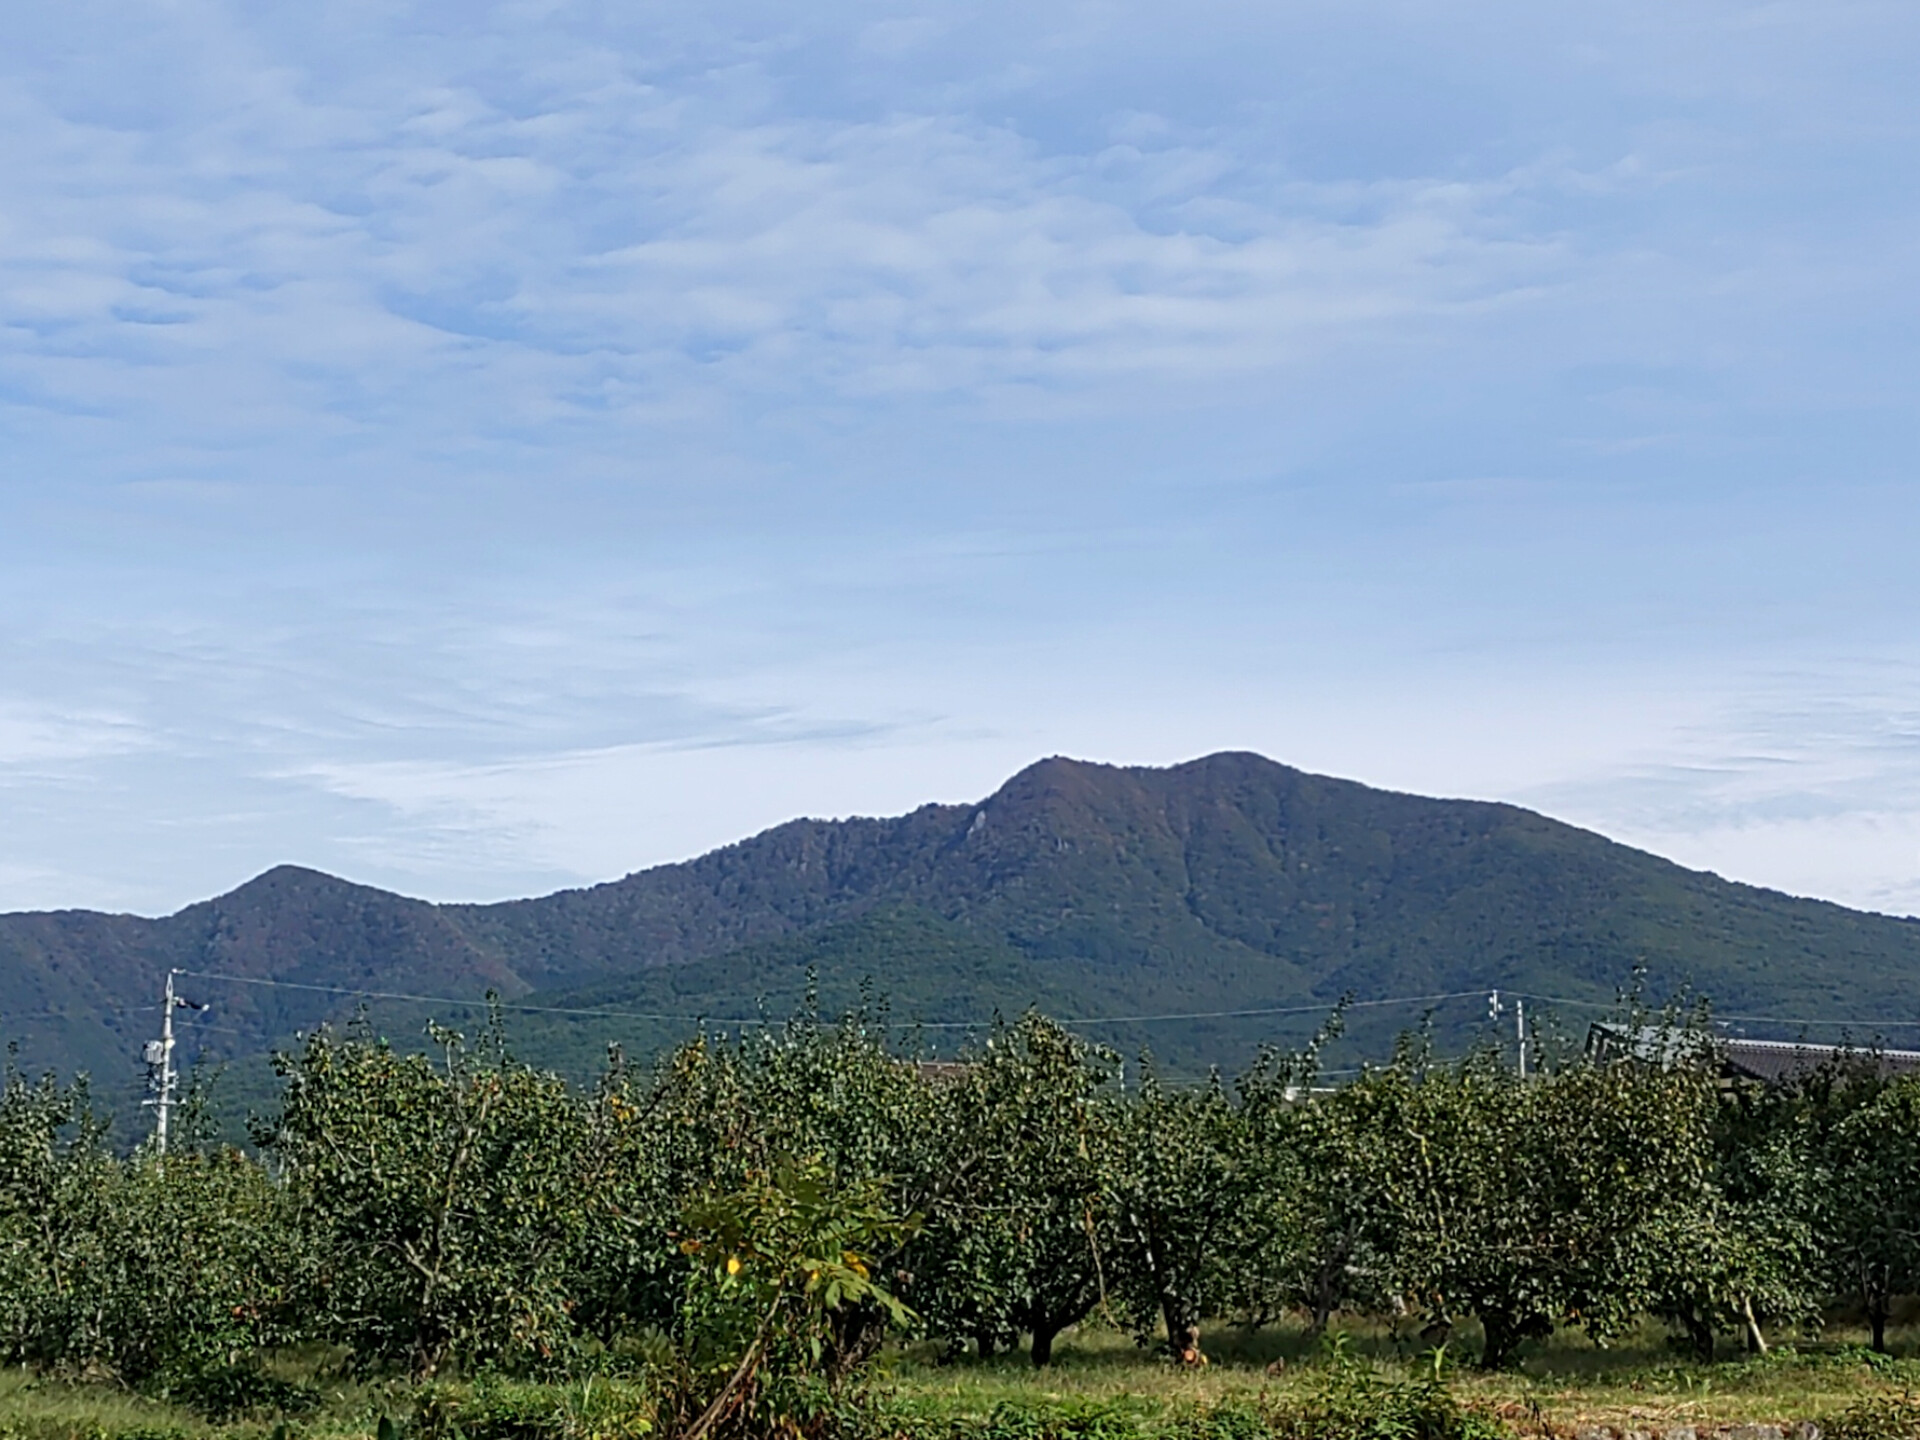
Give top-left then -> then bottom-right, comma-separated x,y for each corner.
2,1 -> 1917,918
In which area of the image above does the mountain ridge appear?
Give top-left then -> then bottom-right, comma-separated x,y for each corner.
5,751 -> 1917,1095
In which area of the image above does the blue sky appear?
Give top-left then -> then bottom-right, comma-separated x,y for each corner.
3,0 -> 1919,917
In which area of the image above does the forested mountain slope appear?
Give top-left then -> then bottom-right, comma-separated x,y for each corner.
6,752 -> 1919,1092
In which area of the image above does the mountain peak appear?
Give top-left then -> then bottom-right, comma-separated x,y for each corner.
6,750 -> 1920,1089
218,863 -> 389,901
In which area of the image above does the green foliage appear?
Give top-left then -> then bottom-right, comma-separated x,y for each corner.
952,1399 -> 1144,1440
648,1159 -> 917,1436
1823,1392 -> 1920,1440
0,1424 -> 194,1440
1264,1336 -> 1504,1440
0,1065 -> 115,1368
1231,1018 -> 1373,1331
662,1156 -> 918,1440
909,1015 -> 1119,1365
1650,1071 -> 1826,1361
865,1344 -> 1506,1440
150,1363 -> 319,1423
1155,1404 -> 1270,1440
409,1376 -> 656,1440
1106,1071 -> 1250,1361
0,1063 -> 291,1382
263,1019 -> 593,1376
556,1052 -> 686,1347
1319,1040 -> 1719,1368
1811,1068 -> 1920,1353
14,984 -> 1920,1440
679,1156 -> 917,1358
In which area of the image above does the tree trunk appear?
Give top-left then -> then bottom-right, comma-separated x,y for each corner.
1308,1241 -> 1349,1332
823,1301 -> 890,1383
1865,1265 -> 1891,1355
681,1325 -> 771,1440
1160,1295 -> 1204,1365
1741,1296 -> 1767,1356
1679,1307 -> 1714,1364
1158,1296 -> 1199,1364
1030,1324 -> 1059,1367
1478,1313 -> 1516,1371
1310,1277 -> 1337,1333
410,1314 -> 448,1379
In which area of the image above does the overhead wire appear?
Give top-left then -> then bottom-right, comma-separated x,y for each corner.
63,971 -> 1920,1046
1510,989 -> 1920,1030
172,969 -> 1496,1031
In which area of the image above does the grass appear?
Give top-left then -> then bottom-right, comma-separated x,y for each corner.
877,1317 -> 1920,1431
3,1320 -> 1918,1440
0,1365 -> 386,1440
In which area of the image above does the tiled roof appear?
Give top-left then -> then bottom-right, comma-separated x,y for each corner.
1586,1022 -> 1920,1085
1718,1036 -> 1920,1085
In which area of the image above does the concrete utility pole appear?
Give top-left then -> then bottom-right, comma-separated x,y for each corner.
144,969 -> 197,1155
1490,989 -> 1527,1077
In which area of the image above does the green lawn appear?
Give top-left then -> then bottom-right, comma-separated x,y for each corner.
877,1317 -> 1920,1431
3,1319 -> 1917,1440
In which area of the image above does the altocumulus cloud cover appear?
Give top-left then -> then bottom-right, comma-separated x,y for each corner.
2,0 -> 1919,916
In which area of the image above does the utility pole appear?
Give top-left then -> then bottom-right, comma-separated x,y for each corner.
144,969 -> 201,1155
1490,989 -> 1527,1077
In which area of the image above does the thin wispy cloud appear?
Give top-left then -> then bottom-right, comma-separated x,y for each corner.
1524,668 -> 1920,916
1,44 -> 1566,456
0,0 -> 1916,914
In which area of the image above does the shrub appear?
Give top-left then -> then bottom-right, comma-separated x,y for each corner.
1265,1336 -> 1505,1440
1157,1403 -> 1270,1440
410,1377 -> 657,1440
959,1400 -> 1143,1440
150,1361 -> 320,1423
1824,1393 -> 1920,1440
658,1157 -> 916,1440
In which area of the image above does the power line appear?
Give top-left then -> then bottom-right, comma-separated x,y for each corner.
1040,989 -> 1489,1027
1,998 -> 159,1020
174,971 -> 777,1026
15,971 -> 1914,1045
165,972 -> 1920,1037
173,970 -> 1490,1031
174,1017 -> 271,1041
1704,1010 -> 1920,1028
1512,990 -> 1920,1029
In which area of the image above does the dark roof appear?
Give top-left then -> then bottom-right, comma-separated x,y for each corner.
910,1060 -> 974,1085
1586,1022 -> 1920,1085
1718,1036 -> 1920,1085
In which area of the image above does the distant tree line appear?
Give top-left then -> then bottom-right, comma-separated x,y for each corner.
4,1004 -> 1920,1432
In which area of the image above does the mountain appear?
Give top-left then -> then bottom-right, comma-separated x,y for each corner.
6,751 -> 1920,1107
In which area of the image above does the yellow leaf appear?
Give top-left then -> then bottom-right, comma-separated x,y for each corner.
726,1255 -> 742,1276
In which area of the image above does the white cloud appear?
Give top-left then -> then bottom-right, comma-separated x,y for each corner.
0,0 -> 1916,920
0,701 -> 150,768
1520,670 -> 1920,916
0,9 -> 1584,480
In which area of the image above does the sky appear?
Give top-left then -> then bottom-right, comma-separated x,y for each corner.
3,0 -> 1919,918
